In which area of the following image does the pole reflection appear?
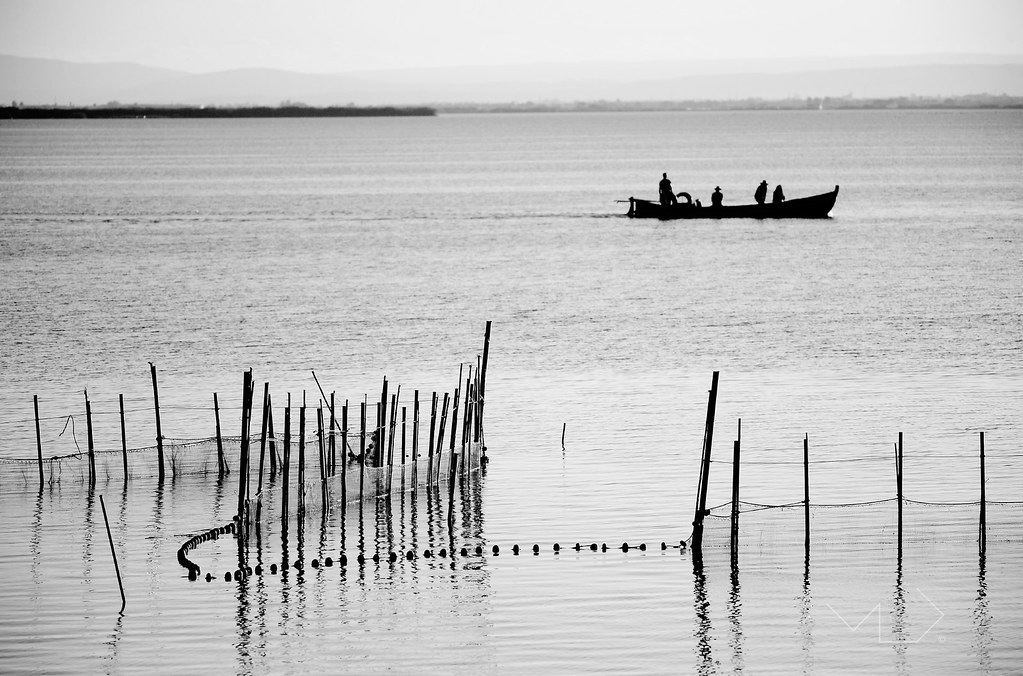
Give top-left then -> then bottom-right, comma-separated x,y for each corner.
691,554 -> 714,675
973,552 -> 991,672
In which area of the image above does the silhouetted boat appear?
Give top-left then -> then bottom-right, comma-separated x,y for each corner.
626,185 -> 839,220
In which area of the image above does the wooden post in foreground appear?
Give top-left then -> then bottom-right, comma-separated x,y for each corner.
99,495 -> 126,614
729,420 -> 741,558
691,371 -> 720,554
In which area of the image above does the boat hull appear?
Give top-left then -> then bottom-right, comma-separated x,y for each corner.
627,186 -> 839,220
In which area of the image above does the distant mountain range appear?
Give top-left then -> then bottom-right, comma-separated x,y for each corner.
3,53 -> 1022,107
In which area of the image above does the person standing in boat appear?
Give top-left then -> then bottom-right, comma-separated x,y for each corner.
754,180 -> 768,205
772,184 -> 785,203
659,173 -> 678,207
711,186 -> 723,207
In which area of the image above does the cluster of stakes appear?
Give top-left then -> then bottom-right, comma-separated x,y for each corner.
192,540 -> 689,582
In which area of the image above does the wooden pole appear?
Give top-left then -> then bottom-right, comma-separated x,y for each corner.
561,422 -> 567,449
298,402 -> 306,512
359,401 -> 367,501
282,395 -> 291,522
98,495 -> 126,614
119,394 -> 128,486
341,403 -> 348,504
447,448 -> 459,525
428,392 -> 437,484
237,370 -> 252,520
691,371 -> 720,554
378,377 -> 388,467
979,431 -> 986,556
412,391 -> 420,487
257,382 -> 269,498
329,392 -> 336,477
34,395 -> 44,489
896,432 -> 903,552
436,392 -> 450,481
478,321 -> 491,434
149,362 -> 165,483
730,421 -> 740,558
401,406 -> 407,489
267,394 -> 277,479
803,433 -> 810,557
85,391 -> 96,488
214,393 -> 225,477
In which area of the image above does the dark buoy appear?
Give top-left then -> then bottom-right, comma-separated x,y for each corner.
233,570 -> 241,581
622,542 -> 629,552
439,548 -> 447,558
325,557 -> 333,567
270,563 -> 278,574
574,543 -> 582,551
589,543 -> 597,552
205,573 -> 213,582
224,572 -> 231,582
372,553 -> 380,563
492,545 -> 500,555
255,565 -> 263,575
532,544 -> 539,555
460,547 -> 468,557
661,542 -> 667,550
423,549 -> 432,558
553,543 -> 561,553
406,550 -> 415,560
512,544 -> 520,555
601,544 -> 607,552
639,543 -> 647,551
475,545 -> 483,555
339,554 -> 348,566
293,561 -> 302,570
311,559 -> 319,568
389,552 -> 398,563
357,553 -> 366,564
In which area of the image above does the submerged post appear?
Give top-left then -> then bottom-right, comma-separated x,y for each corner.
149,362 -> 165,483
691,371 -> 720,554
237,369 -> 253,521
979,431 -> 987,556
34,395 -> 43,488
98,495 -> 126,614
282,395 -> 291,522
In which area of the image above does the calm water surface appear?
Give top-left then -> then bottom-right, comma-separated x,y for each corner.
1,111 -> 1021,674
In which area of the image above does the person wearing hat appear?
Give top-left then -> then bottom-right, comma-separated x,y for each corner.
754,180 -> 768,205
711,186 -> 723,207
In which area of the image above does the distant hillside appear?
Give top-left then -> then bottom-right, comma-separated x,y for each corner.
3,54 -> 1023,107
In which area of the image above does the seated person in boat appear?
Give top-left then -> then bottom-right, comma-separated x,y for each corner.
711,186 -> 723,207
754,180 -> 768,205
659,173 -> 678,207
772,184 -> 785,203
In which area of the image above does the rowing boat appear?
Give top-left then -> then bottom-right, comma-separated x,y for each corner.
626,185 -> 839,220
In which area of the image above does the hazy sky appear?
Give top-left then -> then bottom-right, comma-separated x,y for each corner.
2,0 -> 1021,73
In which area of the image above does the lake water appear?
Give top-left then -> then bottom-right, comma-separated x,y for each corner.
0,110 -> 1021,674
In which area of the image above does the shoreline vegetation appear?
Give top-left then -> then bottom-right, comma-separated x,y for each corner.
436,93 -> 1023,113
0,104 -> 436,119
1,95 -> 1020,119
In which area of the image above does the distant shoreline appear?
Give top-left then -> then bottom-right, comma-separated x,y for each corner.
0,105 -> 437,119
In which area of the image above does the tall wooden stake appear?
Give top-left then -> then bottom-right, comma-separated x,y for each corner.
730,420 -> 741,558
85,391 -> 96,488
896,432 -> 904,553
691,371 -> 720,554
979,431 -> 987,556
803,433 -> 810,557
478,321 -> 491,435
149,362 -> 165,483
34,395 -> 43,488
119,394 -> 128,486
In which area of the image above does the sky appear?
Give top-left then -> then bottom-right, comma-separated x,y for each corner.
1,0 -> 1021,74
